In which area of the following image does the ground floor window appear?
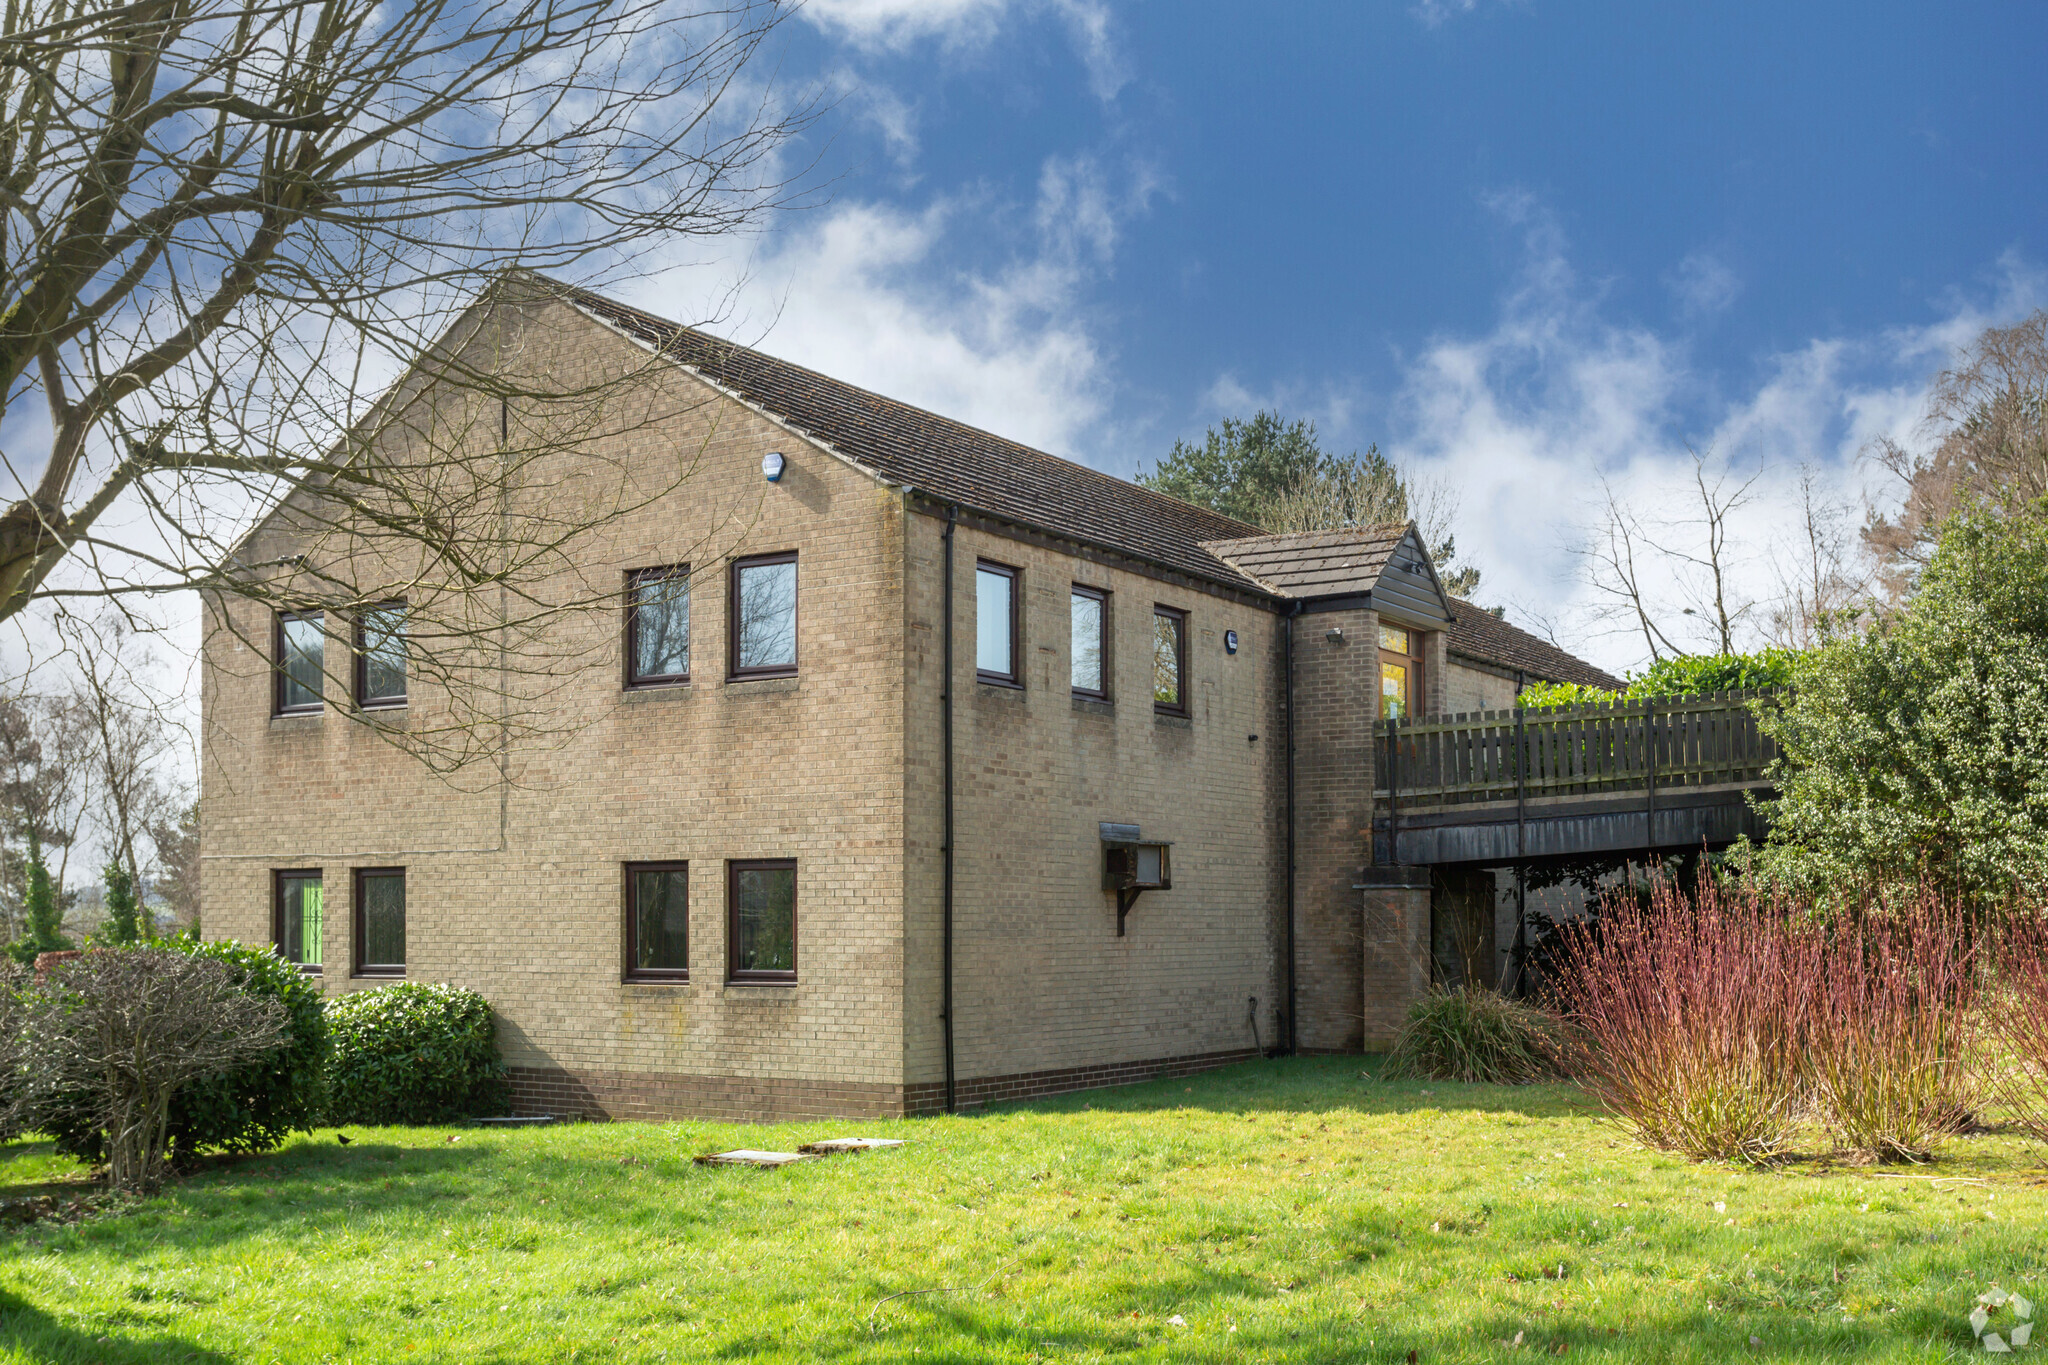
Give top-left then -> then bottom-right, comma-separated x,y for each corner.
354,868 -> 407,977
625,862 -> 689,981
273,870 -> 323,972
728,859 -> 796,984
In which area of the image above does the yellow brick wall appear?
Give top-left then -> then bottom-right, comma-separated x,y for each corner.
202,298 -> 910,1106
899,514 -> 1290,1091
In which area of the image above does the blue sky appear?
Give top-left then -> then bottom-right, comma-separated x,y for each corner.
631,2 -> 2047,671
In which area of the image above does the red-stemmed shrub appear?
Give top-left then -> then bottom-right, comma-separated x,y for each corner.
1992,911 -> 2048,1140
1549,879 -> 1814,1164
1804,892 -> 1981,1162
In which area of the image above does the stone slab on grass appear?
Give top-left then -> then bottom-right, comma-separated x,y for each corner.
693,1149 -> 811,1168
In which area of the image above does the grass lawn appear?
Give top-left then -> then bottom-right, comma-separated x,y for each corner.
0,1057 -> 2041,1363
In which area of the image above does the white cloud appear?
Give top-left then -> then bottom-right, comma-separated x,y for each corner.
802,0 -> 1127,102
1378,203 -> 2048,675
630,152 -> 1157,457
1667,251 -> 1742,317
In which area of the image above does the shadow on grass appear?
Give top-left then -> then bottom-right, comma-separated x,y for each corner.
972,1055 -> 1601,1123
0,1286 -> 231,1364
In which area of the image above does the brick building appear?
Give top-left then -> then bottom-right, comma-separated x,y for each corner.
200,281 -> 1617,1119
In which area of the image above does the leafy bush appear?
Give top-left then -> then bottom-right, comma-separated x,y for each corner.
326,982 -> 508,1125
40,939 -> 329,1163
1382,987 -> 1563,1085
1803,895 -> 1982,1161
169,940 -> 330,1156
1518,648 -> 1796,710
1550,880 -> 1812,1164
1753,510 -> 2048,910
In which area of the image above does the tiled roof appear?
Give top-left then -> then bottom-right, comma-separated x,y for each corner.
1444,600 -> 1624,690
1198,525 -> 1410,596
559,286 -> 1272,594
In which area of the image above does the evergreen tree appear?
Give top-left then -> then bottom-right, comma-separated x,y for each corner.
102,862 -> 141,945
8,828 -> 73,963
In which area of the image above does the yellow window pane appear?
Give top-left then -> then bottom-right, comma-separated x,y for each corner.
1381,661 -> 1408,719
1379,623 -> 1409,654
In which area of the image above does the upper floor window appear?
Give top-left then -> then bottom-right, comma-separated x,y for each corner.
624,861 -> 689,981
1153,605 -> 1188,716
354,868 -> 406,977
730,552 -> 798,679
354,602 -> 408,708
274,611 -> 324,714
1070,585 -> 1108,699
626,567 -> 690,687
728,859 -> 797,984
274,870 -> 323,972
975,560 -> 1020,687
1379,622 -> 1424,720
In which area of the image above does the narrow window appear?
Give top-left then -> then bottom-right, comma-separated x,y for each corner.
624,861 -> 689,981
1153,605 -> 1188,715
274,611 -> 324,714
626,567 -> 690,686
975,560 -> 1020,687
354,602 -> 408,708
354,868 -> 406,977
273,870 -> 323,973
728,859 -> 797,984
1378,622 -> 1424,719
729,553 -> 798,679
1070,585 -> 1108,699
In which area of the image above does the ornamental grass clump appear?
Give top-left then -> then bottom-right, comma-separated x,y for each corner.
1804,892 -> 1982,1162
1990,912 -> 2048,1141
1550,880 -> 1813,1164
1382,986 -> 1563,1084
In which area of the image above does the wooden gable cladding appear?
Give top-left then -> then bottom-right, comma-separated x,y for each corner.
1198,522 -> 1454,625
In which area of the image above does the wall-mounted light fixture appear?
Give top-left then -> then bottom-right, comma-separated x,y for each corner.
761,451 -> 786,483
1326,626 -> 1345,643
1101,823 -> 1172,937
1224,629 -> 1239,654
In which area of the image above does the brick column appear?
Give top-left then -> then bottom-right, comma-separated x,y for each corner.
1290,607 -> 1375,1052
1423,629 -> 1449,716
1357,865 -> 1431,1049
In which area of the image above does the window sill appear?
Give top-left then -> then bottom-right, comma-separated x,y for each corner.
975,674 -> 1022,690
1153,712 -> 1193,730
723,979 -> 798,991
975,681 -> 1026,702
294,965 -> 323,976
624,973 -> 690,986
352,969 -> 405,980
726,675 -> 799,694
270,709 -> 323,724
1071,695 -> 1113,716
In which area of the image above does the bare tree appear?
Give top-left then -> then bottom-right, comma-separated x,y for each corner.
0,692 -> 91,938
18,948 -> 286,1192
1765,464 -> 1874,649
149,800 -> 200,934
1572,475 -> 1687,663
54,611 -> 186,890
1266,454 -> 1481,596
1862,309 -> 2048,598
1,0 -> 818,771
1571,450 -> 1763,663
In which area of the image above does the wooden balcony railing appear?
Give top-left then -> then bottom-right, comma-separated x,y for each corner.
1371,689 -> 1785,811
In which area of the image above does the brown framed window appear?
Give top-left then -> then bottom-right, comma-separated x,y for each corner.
975,560 -> 1021,687
1070,585 -> 1109,699
1378,622 -> 1425,720
1152,605 -> 1188,715
624,861 -> 689,981
273,870 -> 323,973
274,610 -> 324,714
353,868 -> 406,977
353,602 -> 408,708
625,567 -> 691,687
729,552 -> 798,679
727,859 -> 796,984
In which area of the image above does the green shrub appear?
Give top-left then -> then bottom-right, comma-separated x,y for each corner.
326,982 -> 508,1125
1381,987 -> 1563,1085
38,939 -> 329,1163
1518,648 -> 1797,710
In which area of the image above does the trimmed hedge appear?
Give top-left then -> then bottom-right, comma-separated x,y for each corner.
326,982 -> 508,1125
40,939 -> 328,1163
1518,648 -> 1797,710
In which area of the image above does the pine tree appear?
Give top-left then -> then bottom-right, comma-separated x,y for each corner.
102,862 -> 141,945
